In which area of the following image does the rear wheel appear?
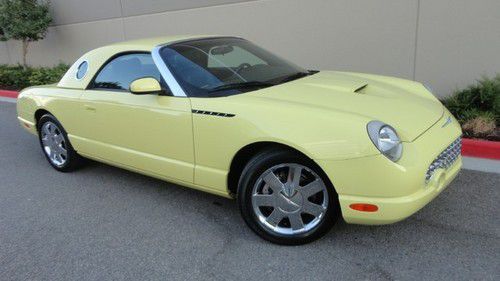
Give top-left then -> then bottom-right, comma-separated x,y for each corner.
37,114 -> 83,172
238,149 -> 340,245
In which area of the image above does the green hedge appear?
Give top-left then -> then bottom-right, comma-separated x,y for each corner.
0,64 -> 69,90
442,75 -> 500,139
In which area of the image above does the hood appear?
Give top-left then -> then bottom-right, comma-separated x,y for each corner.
246,71 -> 443,142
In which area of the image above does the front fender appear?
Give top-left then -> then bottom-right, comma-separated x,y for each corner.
236,100 -> 380,161
16,89 -> 40,135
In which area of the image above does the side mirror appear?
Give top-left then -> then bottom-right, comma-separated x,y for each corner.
130,77 -> 164,95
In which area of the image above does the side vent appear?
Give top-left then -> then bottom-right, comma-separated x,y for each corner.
192,109 -> 235,118
354,83 -> 368,93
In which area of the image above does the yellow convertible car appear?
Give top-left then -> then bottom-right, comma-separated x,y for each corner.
16,35 -> 462,244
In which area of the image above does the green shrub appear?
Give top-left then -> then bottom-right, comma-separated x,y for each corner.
0,63 -> 69,90
28,63 -> 69,86
0,64 -> 31,89
461,111 -> 496,139
442,75 -> 500,126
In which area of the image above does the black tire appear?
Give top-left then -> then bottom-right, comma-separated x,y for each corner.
237,148 -> 340,245
37,114 -> 83,172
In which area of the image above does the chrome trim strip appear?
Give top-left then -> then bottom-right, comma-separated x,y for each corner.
151,45 -> 187,97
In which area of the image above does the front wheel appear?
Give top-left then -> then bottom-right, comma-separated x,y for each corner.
238,149 -> 340,245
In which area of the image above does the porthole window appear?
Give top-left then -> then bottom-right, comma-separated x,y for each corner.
76,61 -> 88,80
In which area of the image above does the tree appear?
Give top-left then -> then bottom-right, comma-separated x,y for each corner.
0,0 -> 52,68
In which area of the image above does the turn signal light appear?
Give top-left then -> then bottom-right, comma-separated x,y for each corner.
350,203 -> 378,212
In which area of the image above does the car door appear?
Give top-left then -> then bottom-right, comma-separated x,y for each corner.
75,53 -> 194,184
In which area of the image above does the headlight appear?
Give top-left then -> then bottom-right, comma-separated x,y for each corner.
367,121 -> 403,162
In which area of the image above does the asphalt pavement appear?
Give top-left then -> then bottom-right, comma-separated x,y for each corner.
0,101 -> 499,281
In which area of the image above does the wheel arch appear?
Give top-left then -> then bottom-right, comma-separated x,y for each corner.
34,108 -> 54,128
227,141 -> 333,196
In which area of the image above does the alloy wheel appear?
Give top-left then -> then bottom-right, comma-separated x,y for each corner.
40,121 -> 68,167
251,163 -> 329,235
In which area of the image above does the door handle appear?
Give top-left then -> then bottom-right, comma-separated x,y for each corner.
84,105 -> 96,112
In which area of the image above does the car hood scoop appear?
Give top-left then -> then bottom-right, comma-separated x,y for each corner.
246,71 -> 444,142
307,79 -> 369,94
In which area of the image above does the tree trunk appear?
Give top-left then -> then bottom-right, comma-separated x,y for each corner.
22,40 -> 29,69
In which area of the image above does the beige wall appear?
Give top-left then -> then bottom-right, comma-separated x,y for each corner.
1,0 -> 499,97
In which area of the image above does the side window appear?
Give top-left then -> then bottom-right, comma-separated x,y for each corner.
91,53 -> 162,91
207,46 -> 266,68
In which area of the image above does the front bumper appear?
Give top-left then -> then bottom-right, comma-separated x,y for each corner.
337,157 -> 461,224
317,111 -> 462,225
18,116 -> 37,135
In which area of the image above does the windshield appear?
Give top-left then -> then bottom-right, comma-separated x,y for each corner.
159,37 -> 311,97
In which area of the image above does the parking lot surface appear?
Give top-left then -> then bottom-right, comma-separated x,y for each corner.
1,101 -> 499,280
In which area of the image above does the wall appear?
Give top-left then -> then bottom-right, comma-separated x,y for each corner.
0,0 -> 499,97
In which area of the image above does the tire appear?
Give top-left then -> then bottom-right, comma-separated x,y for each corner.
237,148 -> 340,245
37,114 -> 83,172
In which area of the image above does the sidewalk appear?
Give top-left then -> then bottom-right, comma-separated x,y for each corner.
462,157 -> 500,174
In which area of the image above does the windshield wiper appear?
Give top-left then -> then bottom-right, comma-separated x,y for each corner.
208,81 -> 275,93
276,71 -> 315,84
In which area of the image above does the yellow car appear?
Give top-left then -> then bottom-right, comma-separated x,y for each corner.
16,35 -> 462,244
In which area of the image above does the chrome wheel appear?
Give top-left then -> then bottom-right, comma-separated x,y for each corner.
40,121 -> 67,167
251,163 -> 329,235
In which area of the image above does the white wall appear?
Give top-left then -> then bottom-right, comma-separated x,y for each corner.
1,0 -> 499,97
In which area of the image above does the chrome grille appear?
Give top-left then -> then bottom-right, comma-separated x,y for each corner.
425,137 -> 462,182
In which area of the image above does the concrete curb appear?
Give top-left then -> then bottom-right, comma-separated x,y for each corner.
0,96 -> 16,103
462,138 -> 500,160
462,156 -> 500,174
0,89 -> 19,98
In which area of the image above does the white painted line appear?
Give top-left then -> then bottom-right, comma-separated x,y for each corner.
0,96 -> 16,103
462,156 -> 500,174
